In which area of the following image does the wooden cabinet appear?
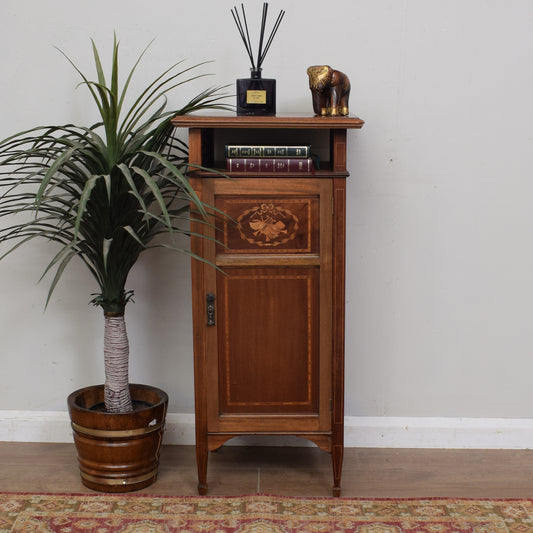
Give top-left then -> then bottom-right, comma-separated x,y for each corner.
171,114 -> 364,496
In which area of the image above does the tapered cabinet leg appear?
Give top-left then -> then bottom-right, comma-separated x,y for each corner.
196,440 -> 208,495
332,444 -> 343,497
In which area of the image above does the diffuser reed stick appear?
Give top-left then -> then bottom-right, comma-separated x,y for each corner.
231,3 -> 285,70
231,7 -> 255,68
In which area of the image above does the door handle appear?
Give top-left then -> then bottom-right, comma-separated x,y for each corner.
206,293 -> 216,326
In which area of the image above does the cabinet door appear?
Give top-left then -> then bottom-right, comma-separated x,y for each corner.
197,178 -> 333,434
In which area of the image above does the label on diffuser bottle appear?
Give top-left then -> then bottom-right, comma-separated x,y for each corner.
246,90 -> 267,104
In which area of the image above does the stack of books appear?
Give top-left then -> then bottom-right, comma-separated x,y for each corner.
225,144 -> 314,172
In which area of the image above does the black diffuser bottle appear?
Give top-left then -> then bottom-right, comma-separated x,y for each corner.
232,3 -> 284,116
237,67 -> 276,116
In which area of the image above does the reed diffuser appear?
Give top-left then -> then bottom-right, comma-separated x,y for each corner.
231,3 -> 285,116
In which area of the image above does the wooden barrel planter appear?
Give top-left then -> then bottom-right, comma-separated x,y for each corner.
67,384 -> 168,493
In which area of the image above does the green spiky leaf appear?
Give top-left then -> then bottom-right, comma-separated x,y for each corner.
0,36 -> 232,314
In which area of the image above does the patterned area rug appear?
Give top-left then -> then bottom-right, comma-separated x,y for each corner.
1,493 -> 532,532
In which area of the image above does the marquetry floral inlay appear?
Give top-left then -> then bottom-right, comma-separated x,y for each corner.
237,203 -> 299,247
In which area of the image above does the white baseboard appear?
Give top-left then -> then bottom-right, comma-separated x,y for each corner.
343,416 -> 533,449
1,411 -> 532,449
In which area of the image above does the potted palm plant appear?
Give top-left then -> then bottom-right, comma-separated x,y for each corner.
0,35 -> 229,492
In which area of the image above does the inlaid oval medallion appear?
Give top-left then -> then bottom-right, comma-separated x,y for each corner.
237,203 -> 299,247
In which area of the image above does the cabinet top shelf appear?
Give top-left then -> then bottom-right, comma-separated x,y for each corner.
171,113 -> 365,130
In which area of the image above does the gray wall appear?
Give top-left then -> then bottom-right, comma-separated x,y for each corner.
1,0 -> 532,421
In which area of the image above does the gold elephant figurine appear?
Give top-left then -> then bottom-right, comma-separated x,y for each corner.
307,65 -> 350,116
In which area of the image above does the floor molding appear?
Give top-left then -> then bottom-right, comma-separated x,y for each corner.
1,411 -> 532,449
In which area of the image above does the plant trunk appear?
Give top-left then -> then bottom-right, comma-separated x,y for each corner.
104,312 -> 133,413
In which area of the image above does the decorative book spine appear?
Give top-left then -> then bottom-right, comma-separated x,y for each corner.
226,158 -> 314,172
225,145 -> 311,158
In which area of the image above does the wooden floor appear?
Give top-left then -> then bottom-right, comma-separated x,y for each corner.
1,442 -> 533,498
